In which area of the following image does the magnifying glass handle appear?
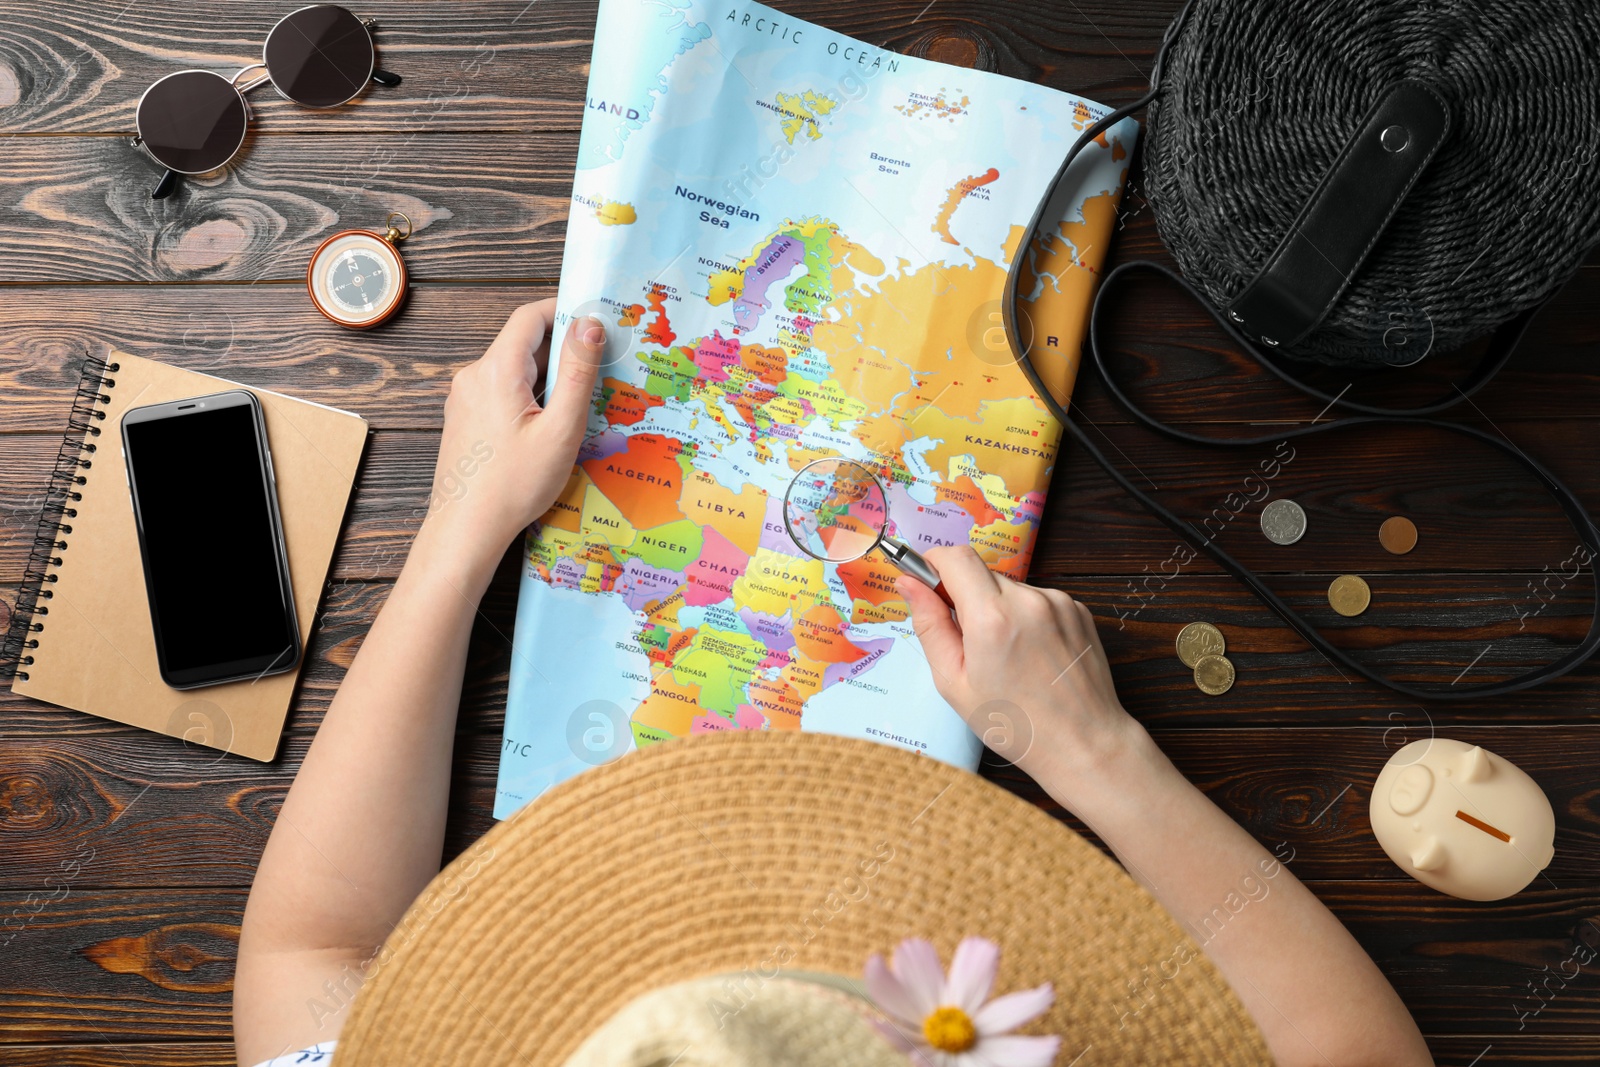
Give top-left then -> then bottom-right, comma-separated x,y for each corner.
878,536 -> 957,611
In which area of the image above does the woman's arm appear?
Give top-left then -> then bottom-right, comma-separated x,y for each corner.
900,548 -> 1432,1067
233,301 -> 603,1066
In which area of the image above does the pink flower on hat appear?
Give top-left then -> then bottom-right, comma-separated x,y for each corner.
865,937 -> 1060,1067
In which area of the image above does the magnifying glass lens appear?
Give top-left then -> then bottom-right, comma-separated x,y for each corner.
784,458 -> 889,563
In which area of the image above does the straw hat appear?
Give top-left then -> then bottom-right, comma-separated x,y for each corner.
334,730 -> 1271,1065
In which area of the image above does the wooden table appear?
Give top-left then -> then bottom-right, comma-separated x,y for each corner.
2,2 -> 1596,1063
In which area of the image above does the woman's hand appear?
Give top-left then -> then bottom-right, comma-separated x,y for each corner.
902,548 -> 1434,1067
416,299 -> 604,591
898,546 -> 1142,788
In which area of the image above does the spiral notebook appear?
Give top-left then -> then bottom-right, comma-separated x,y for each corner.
2,351 -> 369,761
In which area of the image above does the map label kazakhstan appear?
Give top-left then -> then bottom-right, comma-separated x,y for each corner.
494,0 -> 1136,818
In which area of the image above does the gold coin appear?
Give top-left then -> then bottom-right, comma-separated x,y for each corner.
1328,574 -> 1372,617
1175,621 -> 1226,668
1193,653 -> 1235,696
1379,515 -> 1418,555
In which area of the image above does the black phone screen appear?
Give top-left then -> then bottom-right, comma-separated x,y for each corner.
125,403 -> 297,685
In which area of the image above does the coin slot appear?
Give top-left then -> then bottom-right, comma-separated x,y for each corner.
1455,810 -> 1510,842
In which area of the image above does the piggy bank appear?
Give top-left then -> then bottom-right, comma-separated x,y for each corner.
1369,738 -> 1555,901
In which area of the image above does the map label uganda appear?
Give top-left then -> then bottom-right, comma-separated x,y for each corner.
494,0 -> 1136,819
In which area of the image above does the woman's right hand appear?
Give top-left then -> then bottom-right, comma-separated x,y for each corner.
903,550 -> 1436,1067
417,299 -> 605,592
898,546 -> 1144,787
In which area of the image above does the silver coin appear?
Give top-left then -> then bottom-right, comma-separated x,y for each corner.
1260,498 -> 1307,545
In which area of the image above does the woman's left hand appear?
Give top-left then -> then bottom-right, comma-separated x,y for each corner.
418,298 -> 605,587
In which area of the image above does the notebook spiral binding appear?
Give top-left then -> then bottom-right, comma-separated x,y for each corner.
1,353 -> 119,683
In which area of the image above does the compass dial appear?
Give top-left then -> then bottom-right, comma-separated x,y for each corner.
328,249 -> 391,313
306,229 -> 408,329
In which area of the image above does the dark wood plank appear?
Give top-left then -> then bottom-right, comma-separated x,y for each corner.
1322,883 -> 1600,1036
0,1049 -> 235,1062
0,735 -> 303,891
0,1044 -> 234,1066
0,0 -> 1178,136
0,1049 -> 232,1062
0,0 -> 592,135
0,270 -> 1595,430
1037,420 -> 1600,582
5,564 -> 1598,739
0,287 -> 553,433
5,726 -> 1600,889
0,888 -> 241,1043
1423,1035 -> 1600,1067
8,413 -> 1599,581
0,134 -> 574,284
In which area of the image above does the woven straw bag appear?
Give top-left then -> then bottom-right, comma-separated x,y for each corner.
1001,0 -> 1600,700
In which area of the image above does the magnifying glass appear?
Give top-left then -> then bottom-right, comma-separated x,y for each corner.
782,457 -> 956,609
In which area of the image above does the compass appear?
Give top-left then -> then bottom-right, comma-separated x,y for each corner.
306,212 -> 412,329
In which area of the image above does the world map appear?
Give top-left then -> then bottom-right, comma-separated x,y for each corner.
494,0 -> 1136,818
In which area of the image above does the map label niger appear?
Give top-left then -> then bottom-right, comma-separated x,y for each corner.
638,535 -> 689,554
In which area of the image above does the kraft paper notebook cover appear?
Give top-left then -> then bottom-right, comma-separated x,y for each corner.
5,351 -> 368,761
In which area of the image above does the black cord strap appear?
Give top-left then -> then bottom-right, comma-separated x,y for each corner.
1000,1 -> 1600,701
1020,263 -> 1600,701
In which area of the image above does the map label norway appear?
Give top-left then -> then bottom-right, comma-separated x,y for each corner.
493,0 -> 1137,819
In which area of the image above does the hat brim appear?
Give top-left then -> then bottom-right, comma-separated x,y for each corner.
335,730 -> 1270,1066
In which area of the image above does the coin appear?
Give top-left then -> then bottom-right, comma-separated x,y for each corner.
1379,515 -> 1418,555
1260,498 -> 1307,545
1193,653 -> 1235,696
1175,621 -> 1226,668
1328,574 -> 1371,617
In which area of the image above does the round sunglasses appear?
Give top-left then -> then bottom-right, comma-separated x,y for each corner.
132,4 -> 401,199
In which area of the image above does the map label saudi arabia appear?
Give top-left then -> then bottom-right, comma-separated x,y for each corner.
493,0 -> 1137,819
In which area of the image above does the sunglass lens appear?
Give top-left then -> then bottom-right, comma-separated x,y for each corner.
265,4 -> 374,108
137,71 -> 248,173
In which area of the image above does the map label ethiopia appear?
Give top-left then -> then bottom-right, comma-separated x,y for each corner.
493,0 -> 1138,819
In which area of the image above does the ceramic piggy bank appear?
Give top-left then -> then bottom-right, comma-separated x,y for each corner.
1369,738 -> 1554,901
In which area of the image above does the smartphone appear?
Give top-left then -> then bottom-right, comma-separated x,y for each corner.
122,390 -> 301,689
